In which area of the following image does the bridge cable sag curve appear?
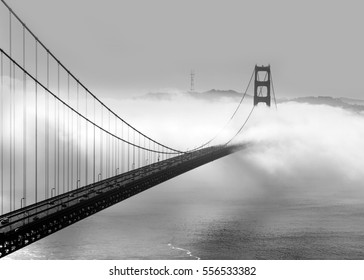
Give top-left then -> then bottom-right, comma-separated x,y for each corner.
187,68 -> 256,152
0,0 -> 182,155
0,49 -> 179,155
224,69 -> 276,145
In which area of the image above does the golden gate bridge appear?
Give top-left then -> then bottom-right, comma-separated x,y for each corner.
0,0 -> 276,258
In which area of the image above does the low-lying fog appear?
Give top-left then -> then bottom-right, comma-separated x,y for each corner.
4,87 -> 364,259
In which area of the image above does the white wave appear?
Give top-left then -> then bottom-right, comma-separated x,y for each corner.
168,243 -> 200,260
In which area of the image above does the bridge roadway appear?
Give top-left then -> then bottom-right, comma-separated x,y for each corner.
0,144 -> 245,258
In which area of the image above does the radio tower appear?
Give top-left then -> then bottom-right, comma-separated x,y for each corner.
190,69 -> 195,92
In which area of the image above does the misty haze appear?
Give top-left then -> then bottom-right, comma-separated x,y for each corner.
4,89 -> 364,259
1,0 -> 364,260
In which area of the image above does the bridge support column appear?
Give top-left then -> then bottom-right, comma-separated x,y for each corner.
254,65 -> 271,107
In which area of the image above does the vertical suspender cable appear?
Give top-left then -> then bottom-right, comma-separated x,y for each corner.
85,90 -> 88,185
115,115 -> 117,175
121,122 -> 123,173
93,98 -> 96,183
120,122 -> 122,174
45,53 -> 49,198
115,121 -> 118,175
153,143 -> 156,164
106,110 -> 109,177
53,69 -> 57,196
143,137 -> 146,167
70,85 -> 74,190
108,110 -> 110,177
105,110 -> 108,176
35,40 -> 38,203
76,83 -> 79,187
9,10 -> 13,211
62,78 -> 65,193
149,140 -> 151,166
133,130 -> 135,169
109,111 -> 111,176
0,52 -> 3,214
100,105 -> 103,180
62,79 -> 65,193
111,116 -> 113,176
57,64 -> 60,194
12,46 -> 15,210
114,117 -> 117,175
67,73 -> 70,191
22,25 -> 26,207
111,116 -> 114,176
127,126 -> 130,171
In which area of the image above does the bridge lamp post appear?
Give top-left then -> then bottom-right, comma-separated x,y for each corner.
20,197 -> 25,209
49,188 -> 56,216
51,188 -> 56,198
20,198 -> 26,226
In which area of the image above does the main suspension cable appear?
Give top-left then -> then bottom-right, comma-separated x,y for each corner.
224,105 -> 255,146
0,48 -> 181,155
225,69 -> 276,146
186,68 -> 255,152
271,71 -> 278,110
0,0 -> 181,154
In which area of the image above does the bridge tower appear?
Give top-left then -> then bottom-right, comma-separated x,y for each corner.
254,65 -> 271,107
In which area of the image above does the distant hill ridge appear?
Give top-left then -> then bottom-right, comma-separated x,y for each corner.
193,91 -> 364,112
204,89 -> 240,95
287,96 -> 364,112
188,89 -> 252,101
138,89 -> 364,112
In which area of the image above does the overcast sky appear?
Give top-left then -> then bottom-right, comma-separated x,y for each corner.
4,0 -> 364,98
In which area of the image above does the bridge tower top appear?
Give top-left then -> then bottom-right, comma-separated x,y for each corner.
254,65 -> 271,107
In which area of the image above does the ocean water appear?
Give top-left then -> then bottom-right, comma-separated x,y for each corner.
4,151 -> 364,260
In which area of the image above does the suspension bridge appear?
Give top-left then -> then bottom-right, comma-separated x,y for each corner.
0,1 -> 276,258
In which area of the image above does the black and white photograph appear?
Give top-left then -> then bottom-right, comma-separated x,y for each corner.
0,0 -> 364,278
